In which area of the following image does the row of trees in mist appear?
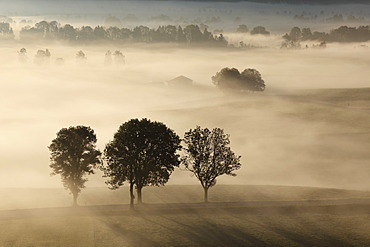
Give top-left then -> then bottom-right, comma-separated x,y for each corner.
0,23 -> 14,40
49,119 -> 241,209
236,24 -> 270,36
4,20 -> 370,49
18,47 -> 125,66
16,21 -> 228,46
219,0 -> 370,3
282,25 -> 370,46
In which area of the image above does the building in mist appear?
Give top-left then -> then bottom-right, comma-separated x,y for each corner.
167,75 -> 193,87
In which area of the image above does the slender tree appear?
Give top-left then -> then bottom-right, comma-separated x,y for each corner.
48,126 -> 101,206
182,126 -> 241,202
103,118 -> 181,209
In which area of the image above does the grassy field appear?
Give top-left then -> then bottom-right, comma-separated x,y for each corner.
1,202 -> 370,247
2,185 -> 370,210
1,185 -> 370,246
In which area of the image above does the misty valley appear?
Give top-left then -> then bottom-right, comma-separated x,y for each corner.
0,0 -> 370,246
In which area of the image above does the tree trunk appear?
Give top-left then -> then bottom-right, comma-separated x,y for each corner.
204,187 -> 209,203
72,192 -> 78,207
137,187 -> 143,204
129,182 -> 135,210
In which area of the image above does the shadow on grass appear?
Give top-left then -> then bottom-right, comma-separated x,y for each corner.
228,211 -> 361,247
95,217 -> 162,247
138,213 -> 270,247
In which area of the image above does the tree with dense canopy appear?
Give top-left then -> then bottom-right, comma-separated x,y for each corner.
182,126 -> 241,202
113,50 -> 125,65
0,22 -> 14,40
34,49 -> 51,65
281,26 -> 303,49
212,67 -> 266,92
18,48 -> 27,64
103,118 -> 181,209
250,26 -> 270,35
236,24 -> 249,33
48,126 -> 101,206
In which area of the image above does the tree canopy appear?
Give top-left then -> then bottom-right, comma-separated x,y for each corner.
19,20 -> 228,46
48,126 -> 101,206
250,26 -> 270,35
103,118 -> 181,209
182,126 -> 241,202
283,25 -> 370,44
0,22 -> 14,40
236,24 -> 249,33
212,67 -> 266,92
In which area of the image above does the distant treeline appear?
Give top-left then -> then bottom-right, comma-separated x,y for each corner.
35,0 -> 370,4
170,0 -> 370,3
2,21 -> 370,48
4,0 -> 369,4
15,21 -> 228,46
284,25 -> 370,43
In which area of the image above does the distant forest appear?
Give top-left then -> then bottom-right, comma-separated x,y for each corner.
283,25 -> 370,43
187,0 -> 370,3
15,21 -> 228,46
1,21 -> 370,47
82,0 -> 370,4
12,0 -> 369,3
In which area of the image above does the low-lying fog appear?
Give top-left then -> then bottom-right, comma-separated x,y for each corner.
0,42 -> 369,194
0,0 -> 370,211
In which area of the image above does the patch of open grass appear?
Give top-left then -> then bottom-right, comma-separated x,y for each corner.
1,204 -> 370,247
